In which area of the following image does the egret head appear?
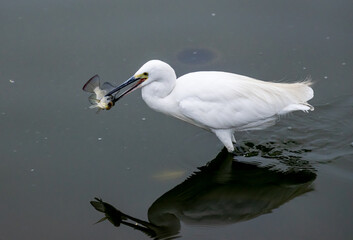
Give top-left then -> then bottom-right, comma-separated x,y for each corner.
134,60 -> 176,86
105,60 -> 176,101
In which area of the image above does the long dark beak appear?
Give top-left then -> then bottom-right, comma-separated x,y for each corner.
105,76 -> 145,103
105,76 -> 140,96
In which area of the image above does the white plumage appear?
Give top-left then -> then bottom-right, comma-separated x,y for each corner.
110,60 -> 314,152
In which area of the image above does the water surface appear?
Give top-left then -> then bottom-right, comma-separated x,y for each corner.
1,1 -> 352,239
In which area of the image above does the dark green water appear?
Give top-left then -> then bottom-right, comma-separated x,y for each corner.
1,1 -> 352,239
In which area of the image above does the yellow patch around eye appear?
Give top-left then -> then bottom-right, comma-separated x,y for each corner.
135,73 -> 148,79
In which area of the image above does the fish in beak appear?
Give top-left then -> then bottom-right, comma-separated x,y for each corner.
82,74 -> 117,111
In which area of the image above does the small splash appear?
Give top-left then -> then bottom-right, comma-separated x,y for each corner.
233,140 -> 314,171
9,79 -> 15,83
98,137 -> 103,141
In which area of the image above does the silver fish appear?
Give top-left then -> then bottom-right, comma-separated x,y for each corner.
82,75 -> 118,111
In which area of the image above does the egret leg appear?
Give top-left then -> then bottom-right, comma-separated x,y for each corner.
212,129 -> 234,152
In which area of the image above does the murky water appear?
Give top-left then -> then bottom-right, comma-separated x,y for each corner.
1,1 -> 352,239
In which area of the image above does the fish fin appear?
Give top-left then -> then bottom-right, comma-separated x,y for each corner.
89,105 -> 99,109
88,94 -> 99,105
83,75 -> 100,93
90,199 -> 105,212
95,217 -> 108,224
102,82 -> 117,93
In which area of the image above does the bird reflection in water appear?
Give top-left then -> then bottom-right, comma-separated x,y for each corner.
90,148 -> 316,239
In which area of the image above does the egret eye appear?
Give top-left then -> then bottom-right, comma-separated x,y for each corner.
143,72 -> 148,76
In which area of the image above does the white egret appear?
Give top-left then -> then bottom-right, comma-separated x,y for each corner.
103,60 -> 314,152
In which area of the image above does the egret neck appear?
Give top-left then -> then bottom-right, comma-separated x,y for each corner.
140,62 -> 177,114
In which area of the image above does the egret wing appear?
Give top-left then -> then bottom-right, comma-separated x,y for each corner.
178,94 -> 275,130
175,72 -> 310,130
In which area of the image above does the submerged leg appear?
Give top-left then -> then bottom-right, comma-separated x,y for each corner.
212,129 -> 234,152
